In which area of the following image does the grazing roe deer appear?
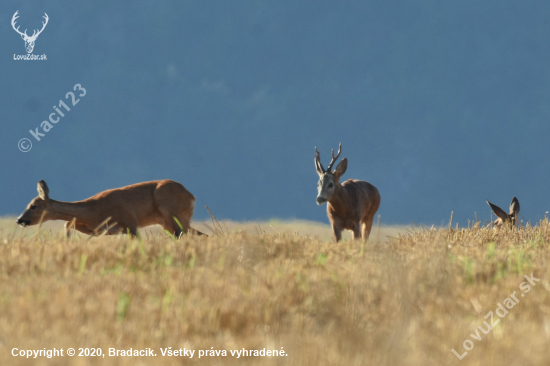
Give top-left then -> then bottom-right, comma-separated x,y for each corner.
315,143 -> 381,242
16,180 -> 204,237
486,197 -> 520,227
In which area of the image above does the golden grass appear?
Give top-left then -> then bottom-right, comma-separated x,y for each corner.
0,216 -> 403,243
0,217 -> 549,365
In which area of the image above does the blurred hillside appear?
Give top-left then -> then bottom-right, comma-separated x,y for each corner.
1,1 -> 550,225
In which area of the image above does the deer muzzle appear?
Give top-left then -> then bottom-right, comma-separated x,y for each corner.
16,218 -> 30,227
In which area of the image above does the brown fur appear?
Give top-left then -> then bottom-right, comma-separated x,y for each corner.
315,143 -> 381,242
17,180 -> 205,238
326,179 -> 381,242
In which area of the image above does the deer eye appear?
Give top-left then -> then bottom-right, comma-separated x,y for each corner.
30,205 -> 36,210
328,183 -> 333,188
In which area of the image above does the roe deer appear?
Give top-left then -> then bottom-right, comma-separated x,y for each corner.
486,197 -> 520,227
315,143 -> 381,242
16,180 -> 205,237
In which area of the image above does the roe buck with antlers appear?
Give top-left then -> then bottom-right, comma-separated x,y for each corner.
315,143 -> 381,242
17,180 -> 204,237
486,197 -> 520,227
11,11 -> 49,54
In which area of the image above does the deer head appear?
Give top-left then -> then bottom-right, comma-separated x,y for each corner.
314,143 -> 348,205
16,180 -> 51,227
12,11 -> 49,54
486,197 -> 520,226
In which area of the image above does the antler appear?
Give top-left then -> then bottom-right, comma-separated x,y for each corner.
29,13 -> 49,40
12,11 -> 48,40
326,142 -> 342,172
314,147 -> 326,173
11,11 -> 27,37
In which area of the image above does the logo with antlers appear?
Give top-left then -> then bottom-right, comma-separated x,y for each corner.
11,11 -> 49,54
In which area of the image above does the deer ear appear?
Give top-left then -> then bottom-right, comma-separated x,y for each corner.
333,158 -> 348,178
37,180 -> 49,200
509,197 -> 520,215
486,200 -> 508,221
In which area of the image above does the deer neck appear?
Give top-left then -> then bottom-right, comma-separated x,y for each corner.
327,183 -> 349,215
47,199 -> 93,222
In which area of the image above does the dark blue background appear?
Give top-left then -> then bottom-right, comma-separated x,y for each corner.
1,1 -> 549,225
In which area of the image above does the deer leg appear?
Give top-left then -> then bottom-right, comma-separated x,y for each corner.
64,221 -> 73,238
162,216 -> 191,238
158,204 -> 192,238
65,221 -> 95,237
180,208 -> 209,236
175,216 -> 191,237
115,219 -> 139,238
161,218 -> 179,237
362,216 -> 375,242
117,213 -> 139,238
352,222 -> 362,240
332,225 -> 342,243
171,219 -> 185,238
125,226 -> 138,238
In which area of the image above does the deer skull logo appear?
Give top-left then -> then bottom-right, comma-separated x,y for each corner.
11,11 -> 49,54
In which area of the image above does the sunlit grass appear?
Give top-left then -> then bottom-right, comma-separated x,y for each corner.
0,217 -> 549,365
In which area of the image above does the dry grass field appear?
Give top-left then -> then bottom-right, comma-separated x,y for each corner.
0,216 -> 549,365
